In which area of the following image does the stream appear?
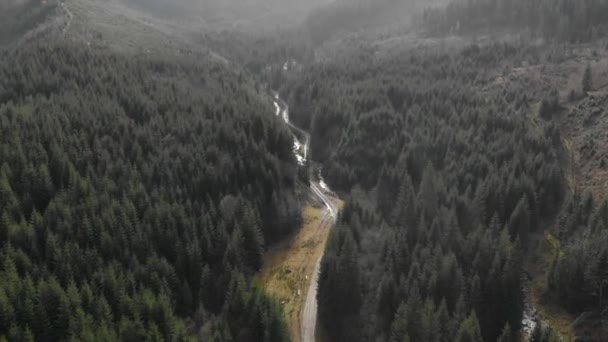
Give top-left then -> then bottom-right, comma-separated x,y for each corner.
522,274 -> 538,340
271,88 -> 337,342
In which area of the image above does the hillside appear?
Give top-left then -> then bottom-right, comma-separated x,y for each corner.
278,1 -> 608,340
0,0 -> 56,46
284,37 -> 568,341
0,0 -> 307,340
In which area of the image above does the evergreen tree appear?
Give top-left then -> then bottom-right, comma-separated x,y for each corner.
496,322 -> 514,342
456,311 -> 483,342
583,63 -> 592,94
0,39 -> 297,340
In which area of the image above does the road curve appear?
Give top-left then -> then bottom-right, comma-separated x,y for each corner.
311,182 -> 337,218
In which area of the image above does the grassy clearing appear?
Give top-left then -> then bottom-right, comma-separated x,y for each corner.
256,204 -> 328,341
256,197 -> 342,342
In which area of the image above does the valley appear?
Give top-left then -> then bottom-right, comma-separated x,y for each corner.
258,90 -> 342,342
1,0 -> 608,341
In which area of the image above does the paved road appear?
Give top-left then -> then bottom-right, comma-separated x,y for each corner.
301,181 -> 337,342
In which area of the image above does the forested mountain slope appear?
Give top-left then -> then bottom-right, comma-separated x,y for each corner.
3,0 -> 608,340
280,0 -> 608,334
286,40 -> 568,341
0,34 -> 301,341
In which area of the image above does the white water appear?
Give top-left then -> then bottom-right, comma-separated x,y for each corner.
521,275 -> 538,340
318,167 -> 329,192
273,93 -> 307,166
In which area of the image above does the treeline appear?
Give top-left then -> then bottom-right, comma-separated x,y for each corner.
287,42 -> 566,341
423,0 -> 608,42
0,40 -> 300,341
305,0 -> 430,45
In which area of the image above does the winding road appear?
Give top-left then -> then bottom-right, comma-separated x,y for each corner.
272,91 -> 338,342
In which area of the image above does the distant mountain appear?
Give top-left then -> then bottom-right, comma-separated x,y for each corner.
0,0 -> 55,46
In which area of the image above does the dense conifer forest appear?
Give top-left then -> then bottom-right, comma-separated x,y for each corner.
285,41 -> 569,341
281,2 -> 608,333
0,40 -> 300,341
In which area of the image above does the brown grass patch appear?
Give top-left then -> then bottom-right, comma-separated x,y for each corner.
256,197 -> 343,342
